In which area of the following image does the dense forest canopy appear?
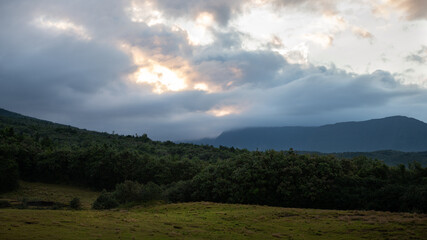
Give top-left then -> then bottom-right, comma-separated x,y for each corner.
0,108 -> 426,213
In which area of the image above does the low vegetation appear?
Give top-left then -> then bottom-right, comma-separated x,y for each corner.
0,181 -> 98,209
1,202 -> 426,240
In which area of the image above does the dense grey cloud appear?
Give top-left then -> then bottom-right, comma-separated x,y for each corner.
1,0 -> 427,141
192,50 -> 286,89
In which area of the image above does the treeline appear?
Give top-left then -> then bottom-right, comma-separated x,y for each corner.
0,120 -> 426,213
0,126 -> 228,190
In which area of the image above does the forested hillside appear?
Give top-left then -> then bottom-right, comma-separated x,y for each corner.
1,108 -> 426,213
334,150 -> 427,166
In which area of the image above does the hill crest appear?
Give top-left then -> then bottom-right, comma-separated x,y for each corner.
195,116 -> 427,152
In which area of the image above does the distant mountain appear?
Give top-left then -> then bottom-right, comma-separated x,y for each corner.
2,108 -> 427,165
194,116 -> 427,152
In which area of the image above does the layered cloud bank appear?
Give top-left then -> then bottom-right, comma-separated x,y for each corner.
0,0 -> 426,140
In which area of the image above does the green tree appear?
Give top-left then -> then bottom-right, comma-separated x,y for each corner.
0,155 -> 19,193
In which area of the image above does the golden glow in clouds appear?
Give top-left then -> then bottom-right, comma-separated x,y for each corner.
196,12 -> 214,26
120,43 -> 192,94
178,12 -> 215,46
194,83 -> 210,92
136,62 -> 187,94
119,42 -> 221,93
207,106 -> 241,117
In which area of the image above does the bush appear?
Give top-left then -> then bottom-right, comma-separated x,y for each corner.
113,181 -> 163,204
92,190 -> 119,210
0,200 -> 11,208
163,180 -> 193,202
69,197 -> 82,210
114,180 -> 142,204
140,182 -> 162,202
20,197 -> 28,209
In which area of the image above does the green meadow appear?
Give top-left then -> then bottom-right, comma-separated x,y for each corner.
1,203 -> 426,240
0,181 -> 99,209
0,182 -> 426,240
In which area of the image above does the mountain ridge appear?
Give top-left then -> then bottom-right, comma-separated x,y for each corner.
194,116 -> 427,152
2,107 -> 427,165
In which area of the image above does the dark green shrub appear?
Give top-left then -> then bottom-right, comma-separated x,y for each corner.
114,180 -> 142,204
112,181 -> 163,204
20,197 -> 28,209
140,182 -> 162,202
92,190 -> 119,210
163,180 -> 193,202
70,197 -> 82,210
0,200 -> 11,208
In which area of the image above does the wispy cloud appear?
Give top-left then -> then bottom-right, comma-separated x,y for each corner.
406,46 -> 427,64
352,26 -> 374,42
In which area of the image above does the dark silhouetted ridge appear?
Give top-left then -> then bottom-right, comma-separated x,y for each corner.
195,116 -> 427,152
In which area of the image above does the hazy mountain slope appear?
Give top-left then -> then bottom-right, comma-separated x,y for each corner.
196,116 -> 427,152
2,107 -> 427,165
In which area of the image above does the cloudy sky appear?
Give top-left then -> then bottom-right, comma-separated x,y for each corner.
1,0 -> 426,140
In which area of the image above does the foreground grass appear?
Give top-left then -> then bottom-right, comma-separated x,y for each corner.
1,202 -> 426,240
0,181 -> 99,209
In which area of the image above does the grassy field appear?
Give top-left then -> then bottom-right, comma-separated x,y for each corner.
0,181 -> 99,209
1,202 -> 426,239
0,182 -> 426,239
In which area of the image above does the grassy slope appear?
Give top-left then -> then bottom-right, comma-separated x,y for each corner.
0,202 -> 426,240
0,181 -> 99,209
0,182 -> 426,239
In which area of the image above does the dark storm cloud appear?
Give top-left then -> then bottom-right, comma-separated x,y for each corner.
1,0 -> 427,141
192,50 -> 286,89
262,69 -> 409,115
0,0 -> 134,116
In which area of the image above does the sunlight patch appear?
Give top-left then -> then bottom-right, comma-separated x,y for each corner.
136,63 -> 187,94
196,12 -> 214,27
194,83 -> 210,92
126,0 -> 164,26
120,43 -> 190,94
305,33 -> 334,48
207,106 -> 241,117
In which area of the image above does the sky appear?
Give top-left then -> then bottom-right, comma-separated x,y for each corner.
0,0 -> 426,141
